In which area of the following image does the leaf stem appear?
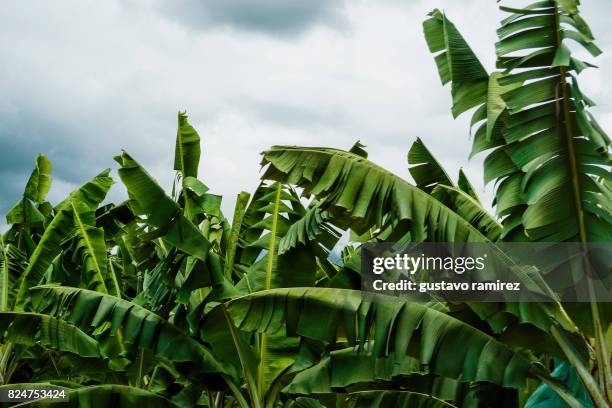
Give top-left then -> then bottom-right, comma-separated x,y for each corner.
136,348 -> 145,388
224,192 -> 250,280
222,374 -> 250,408
0,237 -> 8,311
220,304 -> 261,408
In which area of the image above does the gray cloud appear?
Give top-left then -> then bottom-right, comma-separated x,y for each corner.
158,0 -> 347,37
0,111 -> 80,211
0,0 -> 610,230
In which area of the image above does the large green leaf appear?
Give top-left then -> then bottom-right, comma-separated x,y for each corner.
14,170 -> 113,309
70,201 -> 112,295
0,241 -> 26,311
285,345 -> 465,401
224,191 -> 251,279
114,151 -> 210,261
5,198 -> 46,230
0,312 -> 100,357
235,183 -> 318,293
258,334 -> 299,402
494,4 -> 610,401
486,72 -> 522,140
278,205 -> 340,256
200,304 -> 258,383
30,286 -> 229,378
261,146 -> 490,243
491,1 -> 611,242
174,112 -> 201,180
226,288 -> 535,388
233,182 -> 310,398
26,155 -> 53,205
5,155 -> 52,226
55,169 -> 114,213
423,9 -> 489,118
426,3 -> 611,404
173,112 -> 202,221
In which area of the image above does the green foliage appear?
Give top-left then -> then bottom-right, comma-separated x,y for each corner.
15,385 -> 178,407
0,2 -> 609,406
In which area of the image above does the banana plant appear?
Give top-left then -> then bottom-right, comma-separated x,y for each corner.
1,114 -> 603,407
0,2 -> 609,405
423,1 -> 610,406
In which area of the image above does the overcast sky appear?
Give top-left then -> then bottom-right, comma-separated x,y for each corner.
1,0 -> 610,226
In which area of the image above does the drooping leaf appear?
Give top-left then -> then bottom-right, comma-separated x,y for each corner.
261,146 -> 490,243
30,285 -> 230,379
423,9 -> 489,118
278,205 -> 340,255
15,170 -> 114,309
114,151 -> 211,261
0,312 -> 100,358
285,345 -> 465,402
226,288 -> 535,389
